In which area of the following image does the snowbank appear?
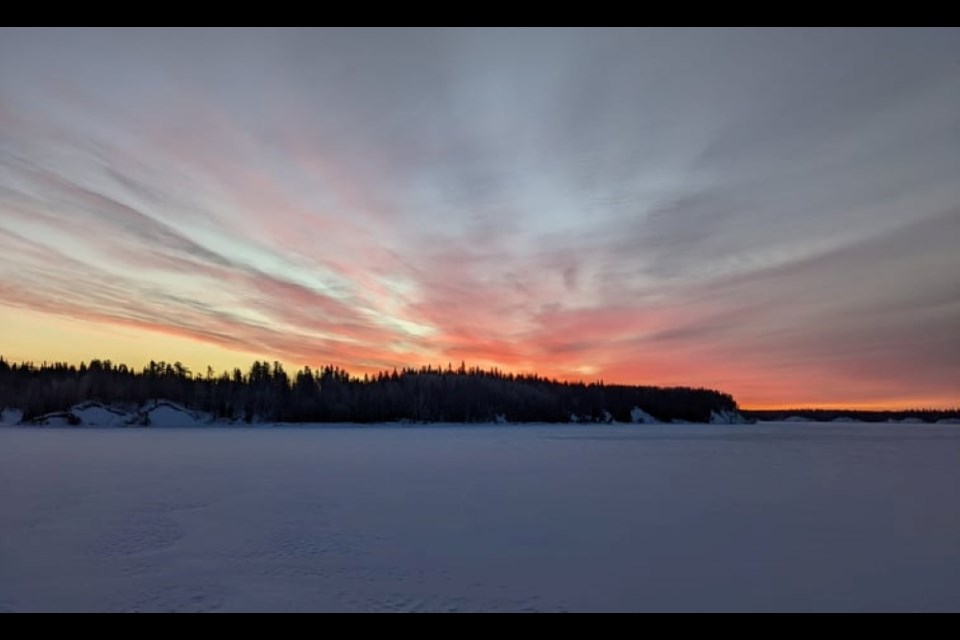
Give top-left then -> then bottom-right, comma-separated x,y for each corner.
630,407 -> 660,424
140,401 -> 209,427
71,402 -> 132,427
0,408 -> 24,425
709,409 -> 751,424
23,401 -> 214,428
29,412 -> 77,427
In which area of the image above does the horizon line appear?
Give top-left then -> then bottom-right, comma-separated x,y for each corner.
2,353 -> 956,413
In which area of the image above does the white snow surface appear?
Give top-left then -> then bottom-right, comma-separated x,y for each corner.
2,421 -> 959,612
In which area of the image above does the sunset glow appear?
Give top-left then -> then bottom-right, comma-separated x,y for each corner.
1,28 -> 958,409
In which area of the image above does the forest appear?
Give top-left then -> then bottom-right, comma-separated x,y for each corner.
0,356 -> 739,424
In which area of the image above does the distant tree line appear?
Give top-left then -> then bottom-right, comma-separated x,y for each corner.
0,356 -> 739,424
743,408 -> 960,423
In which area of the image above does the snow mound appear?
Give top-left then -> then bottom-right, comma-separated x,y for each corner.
30,412 -> 77,427
630,407 -> 660,424
709,409 -> 750,424
936,418 -> 960,424
900,417 -> 924,424
783,416 -> 809,422
141,401 -> 208,427
0,408 -> 24,425
71,402 -> 131,427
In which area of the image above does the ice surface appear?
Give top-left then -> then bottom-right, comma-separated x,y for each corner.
1,422 -> 959,612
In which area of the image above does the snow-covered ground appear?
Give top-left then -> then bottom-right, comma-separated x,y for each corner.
1,421 -> 958,612
23,401 -> 210,428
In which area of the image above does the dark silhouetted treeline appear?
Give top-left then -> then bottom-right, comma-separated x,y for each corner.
743,408 -> 960,424
0,356 -> 738,424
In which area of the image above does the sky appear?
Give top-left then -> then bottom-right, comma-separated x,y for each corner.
0,27 -> 957,409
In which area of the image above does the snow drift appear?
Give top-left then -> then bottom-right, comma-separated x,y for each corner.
630,407 -> 660,424
709,409 -> 751,424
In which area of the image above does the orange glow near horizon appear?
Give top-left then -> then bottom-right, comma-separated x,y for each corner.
3,305 -> 956,411
0,305 -> 267,378
742,400 -> 960,412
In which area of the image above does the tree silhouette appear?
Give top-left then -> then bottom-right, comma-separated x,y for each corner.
15,354 -> 946,426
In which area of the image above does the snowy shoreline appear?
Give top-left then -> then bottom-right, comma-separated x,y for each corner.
1,401 -> 758,428
4,402 -> 958,428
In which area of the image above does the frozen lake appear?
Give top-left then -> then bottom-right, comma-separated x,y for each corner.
1,422 -> 959,612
